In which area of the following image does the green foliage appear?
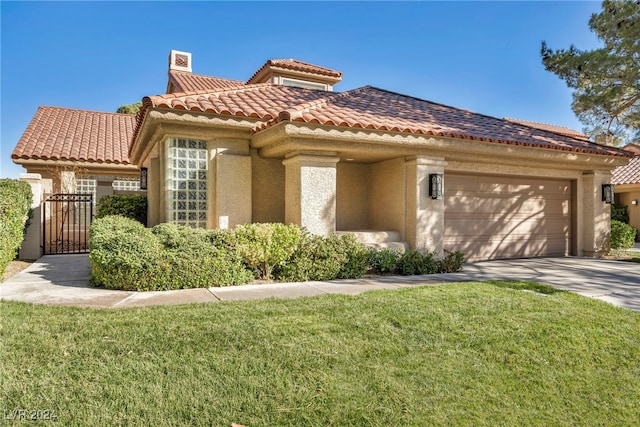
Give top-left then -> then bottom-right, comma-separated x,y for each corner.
233,223 -> 303,280
611,203 -> 629,223
116,102 -> 142,115
610,219 -> 636,249
96,194 -> 147,225
333,234 -> 369,279
0,179 -> 33,275
89,217 -> 252,291
397,250 -> 438,275
277,233 -> 345,282
541,0 -> 640,143
437,250 -> 465,273
367,247 -> 401,274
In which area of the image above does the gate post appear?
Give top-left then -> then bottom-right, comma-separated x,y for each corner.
18,173 -> 44,260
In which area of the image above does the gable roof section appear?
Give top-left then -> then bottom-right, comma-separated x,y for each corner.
12,106 -> 136,164
167,70 -> 244,93
612,155 -> 640,185
503,118 -> 590,140
137,84 -> 631,158
247,59 -> 343,84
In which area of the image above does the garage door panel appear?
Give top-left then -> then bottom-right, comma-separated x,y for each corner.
444,174 -> 572,261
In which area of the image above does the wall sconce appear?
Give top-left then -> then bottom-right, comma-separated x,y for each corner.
429,174 -> 443,200
601,183 -> 614,204
140,167 -> 148,190
632,200 -> 638,206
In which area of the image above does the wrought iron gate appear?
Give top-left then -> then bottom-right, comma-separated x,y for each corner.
42,193 -> 93,255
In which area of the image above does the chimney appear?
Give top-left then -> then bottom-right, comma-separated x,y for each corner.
169,50 -> 192,73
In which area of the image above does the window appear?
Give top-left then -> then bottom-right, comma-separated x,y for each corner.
113,177 -> 140,192
165,138 -> 208,228
281,77 -> 328,91
76,176 -> 97,199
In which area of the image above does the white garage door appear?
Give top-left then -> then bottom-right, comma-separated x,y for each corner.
444,174 -> 572,262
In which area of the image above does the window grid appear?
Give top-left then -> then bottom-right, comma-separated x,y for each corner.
165,138 -> 208,228
113,177 -> 141,191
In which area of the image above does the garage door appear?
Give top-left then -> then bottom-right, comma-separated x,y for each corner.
444,174 -> 572,261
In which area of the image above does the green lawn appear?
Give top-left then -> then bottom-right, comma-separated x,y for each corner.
2,281 -> 640,426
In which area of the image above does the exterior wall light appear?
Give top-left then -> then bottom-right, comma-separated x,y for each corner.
601,183 -> 614,204
632,200 -> 638,206
140,167 -> 148,190
429,173 -> 443,200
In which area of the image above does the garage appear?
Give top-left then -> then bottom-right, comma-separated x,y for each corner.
444,173 -> 572,261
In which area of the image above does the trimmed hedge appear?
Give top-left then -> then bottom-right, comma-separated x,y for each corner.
96,194 -> 147,225
89,219 -> 466,291
0,179 -> 32,276
611,220 -> 636,249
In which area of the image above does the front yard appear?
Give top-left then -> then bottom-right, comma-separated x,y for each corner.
3,281 -> 640,425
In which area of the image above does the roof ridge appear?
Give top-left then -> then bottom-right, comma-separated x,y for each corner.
147,82 -> 274,104
168,69 -> 244,83
37,105 -> 137,117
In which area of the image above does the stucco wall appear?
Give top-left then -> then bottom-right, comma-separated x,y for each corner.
617,191 -> 640,232
336,163 -> 369,230
368,158 -> 405,238
251,150 -> 285,224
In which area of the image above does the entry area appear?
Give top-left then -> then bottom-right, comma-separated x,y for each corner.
443,173 -> 572,261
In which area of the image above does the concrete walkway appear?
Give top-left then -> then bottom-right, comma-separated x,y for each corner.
1,254 -> 639,310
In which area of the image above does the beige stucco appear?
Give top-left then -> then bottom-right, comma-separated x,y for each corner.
616,184 -> 640,232
283,153 -> 340,236
130,109 -> 629,261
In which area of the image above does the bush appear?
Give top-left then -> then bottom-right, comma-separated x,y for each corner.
96,194 -> 147,225
0,179 -> 32,275
367,247 -> 401,274
611,220 -> 636,249
233,223 -> 303,280
90,217 -> 252,291
397,250 -> 438,275
437,250 -> 465,273
611,204 -> 629,224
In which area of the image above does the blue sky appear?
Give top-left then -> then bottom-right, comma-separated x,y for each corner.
1,1 -> 602,179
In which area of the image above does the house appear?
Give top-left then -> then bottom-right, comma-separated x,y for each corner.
12,50 -> 633,261
613,143 -> 640,232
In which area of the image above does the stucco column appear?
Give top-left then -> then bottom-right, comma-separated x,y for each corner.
405,157 -> 447,255
581,171 -> 612,257
18,173 -> 43,260
148,158 -> 161,227
283,153 -> 340,236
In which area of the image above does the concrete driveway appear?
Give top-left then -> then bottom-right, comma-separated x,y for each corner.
1,254 -> 639,310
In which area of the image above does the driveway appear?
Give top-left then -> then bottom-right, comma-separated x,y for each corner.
1,254 -> 639,310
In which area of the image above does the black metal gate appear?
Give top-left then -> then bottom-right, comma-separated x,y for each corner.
43,193 -> 93,255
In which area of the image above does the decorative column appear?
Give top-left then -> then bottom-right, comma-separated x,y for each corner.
405,157 -> 447,255
18,173 -> 43,260
283,153 -> 340,236
581,171 -> 612,257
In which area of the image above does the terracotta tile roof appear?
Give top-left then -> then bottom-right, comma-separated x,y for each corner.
503,118 -> 590,140
612,155 -> 640,185
623,142 -> 640,155
247,59 -> 342,84
12,106 -> 135,164
168,70 -> 244,93
134,85 -> 632,158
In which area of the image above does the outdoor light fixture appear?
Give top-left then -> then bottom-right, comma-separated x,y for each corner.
632,200 -> 638,206
601,183 -> 614,204
429,173 -> 443,200
140,167 -> 148,190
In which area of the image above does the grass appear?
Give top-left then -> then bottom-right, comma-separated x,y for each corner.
2,281 -> 640,426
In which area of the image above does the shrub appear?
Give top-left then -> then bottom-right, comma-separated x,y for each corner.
233,223 -> 303,280
90,217 -> 252,291
397,250 -> 438,275
96,194 -> 147,225
367,247 -> 401,275
276,233 -> 343,282
611,220 -> 636,249
334,234 -> 369,279
0,179 -> 32,275
437,250 -> 465,273
611,204 -> 629,224
89,216 -> 162,290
